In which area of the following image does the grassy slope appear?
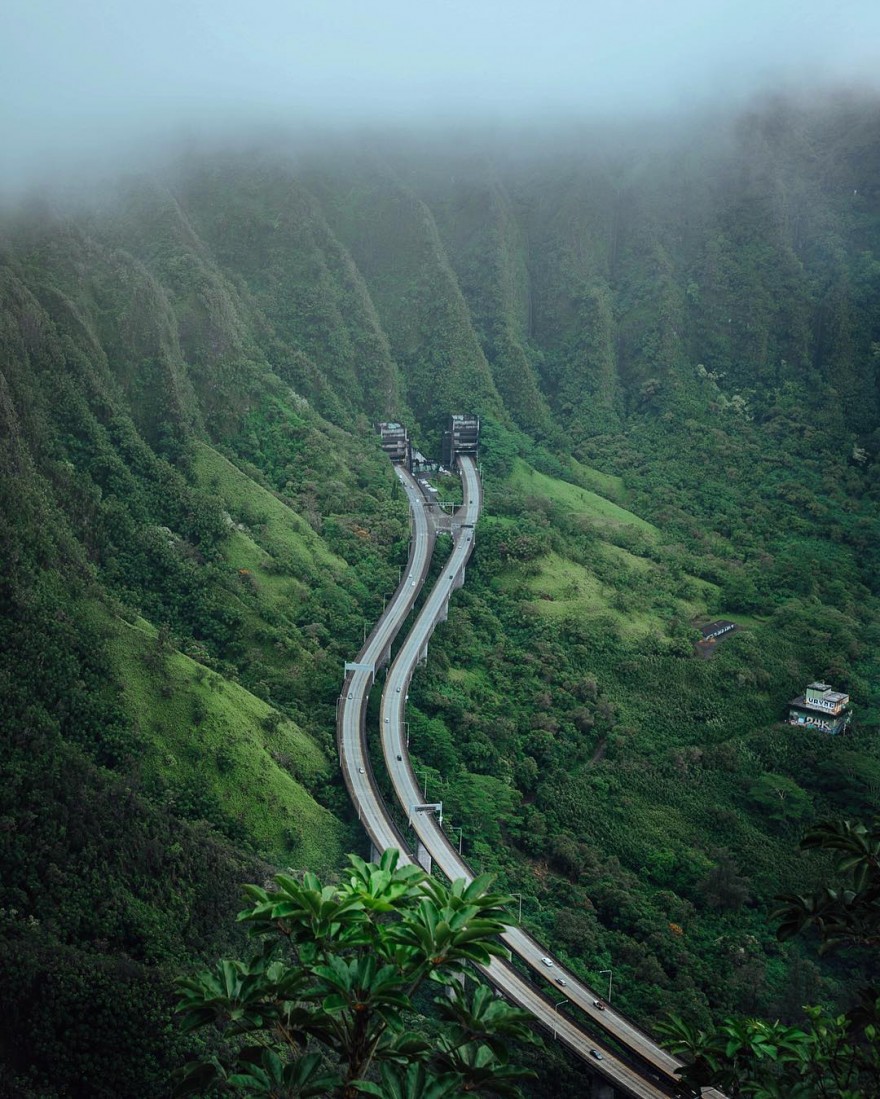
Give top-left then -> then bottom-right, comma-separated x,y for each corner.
190,441 -> 343,623
509,459 -> 658,535
502,458 -> 715,637
192,442 -> 345,575
105,611 -> 343,873
568,457 -> 628,501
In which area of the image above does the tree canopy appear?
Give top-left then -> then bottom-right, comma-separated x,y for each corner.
659,819 -> 880,1098
174,851 -> 537,1098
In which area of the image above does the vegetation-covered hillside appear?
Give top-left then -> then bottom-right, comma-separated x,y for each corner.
2,91 -> 880,1096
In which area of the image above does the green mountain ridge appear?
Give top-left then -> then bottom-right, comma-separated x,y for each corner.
2,92 -> 880,1096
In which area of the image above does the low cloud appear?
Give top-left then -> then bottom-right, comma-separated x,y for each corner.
2,0 -> 880,191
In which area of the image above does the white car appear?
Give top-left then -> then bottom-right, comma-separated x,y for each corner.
541,957 -> 553,967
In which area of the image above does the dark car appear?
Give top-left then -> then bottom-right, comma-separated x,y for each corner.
589,1049 -> 603,1060
396,754 -> 403,761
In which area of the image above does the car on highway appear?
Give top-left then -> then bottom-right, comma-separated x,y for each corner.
358,767 -> 365,774
396,754 -> 402,761
556,977 -> 567,986
589,1049 -> 603,1061
593,1000 -> 606,1011
541,957 -> 553,967
396,686 -> 402,692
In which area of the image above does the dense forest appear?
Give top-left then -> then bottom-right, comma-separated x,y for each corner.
2,90 -> 880,1096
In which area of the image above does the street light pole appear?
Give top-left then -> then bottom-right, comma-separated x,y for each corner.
553,999 -> 567,1041
510,892 -> 523,924
444,816 -> 463,855
599,969 -> 613,1004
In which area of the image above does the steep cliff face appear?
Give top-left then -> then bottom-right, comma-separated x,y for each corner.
288,100 -> 880,443
9,97 -> 875,453
304,158 -> 505,432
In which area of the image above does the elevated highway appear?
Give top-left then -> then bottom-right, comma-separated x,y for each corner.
338,455 -> 724,1099
337,466 -> 436,847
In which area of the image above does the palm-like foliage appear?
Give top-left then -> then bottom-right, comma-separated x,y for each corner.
173,851 -> 536,1098
434,984 -> 535,1056
774,819 -> 880,951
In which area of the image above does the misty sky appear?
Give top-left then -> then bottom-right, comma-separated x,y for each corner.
2,0 -> 880,185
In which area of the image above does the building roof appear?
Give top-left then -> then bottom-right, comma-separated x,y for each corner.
790,694 -> 849,711
699,620 -> 737,638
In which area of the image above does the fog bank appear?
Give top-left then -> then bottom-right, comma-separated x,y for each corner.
2,0 -> 879,190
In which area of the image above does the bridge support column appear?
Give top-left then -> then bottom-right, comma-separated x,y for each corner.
416,841 -> 432,874
370,842 -> 383,864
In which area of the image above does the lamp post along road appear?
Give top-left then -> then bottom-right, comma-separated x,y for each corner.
553,999 -> 568,1041
444,818 -> 464,856
511,892 -> 523,924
